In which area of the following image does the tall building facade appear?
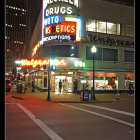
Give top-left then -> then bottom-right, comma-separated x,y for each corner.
22,0 -> 134,93
5,0 -> 29,73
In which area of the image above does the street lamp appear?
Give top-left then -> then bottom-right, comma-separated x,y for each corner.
47,57 -> 56,101
47,59 -> 51,101
91,46 -> 97,101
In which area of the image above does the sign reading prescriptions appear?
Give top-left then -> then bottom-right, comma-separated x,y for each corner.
42,0 -> 80,42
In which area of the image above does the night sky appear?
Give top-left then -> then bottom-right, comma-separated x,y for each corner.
29,0 -> 42,35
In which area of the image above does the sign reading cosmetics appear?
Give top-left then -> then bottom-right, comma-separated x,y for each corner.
42,0 -> 81,43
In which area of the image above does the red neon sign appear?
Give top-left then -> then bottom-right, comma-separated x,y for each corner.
44,21 -> 76,35
21,58 -> 67,68
32,40 -> 41,56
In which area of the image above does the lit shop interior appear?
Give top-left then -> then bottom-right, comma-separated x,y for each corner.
24,67 -> 134,93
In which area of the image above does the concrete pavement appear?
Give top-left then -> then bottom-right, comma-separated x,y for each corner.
10,86 -> 134,103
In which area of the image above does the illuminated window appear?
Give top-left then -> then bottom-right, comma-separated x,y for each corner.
107,22 -> 116,34
116,24 -> 120,35
97,21 -> 106,33
86,20 -> 96,32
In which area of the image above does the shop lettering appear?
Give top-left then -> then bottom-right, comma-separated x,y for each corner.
43,35 -> 71,41
44,15 -> 62,26
21,58 -> 67,68
88,34 -> 134,47
44,22 -> 76,35
44,0 -> 79,8
74,61 -> 85,67
45,6 -> 73,17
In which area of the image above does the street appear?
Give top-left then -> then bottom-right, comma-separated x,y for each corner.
5,89 -> 134,140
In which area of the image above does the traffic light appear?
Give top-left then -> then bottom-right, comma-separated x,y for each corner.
51,65 -> 56,70
50,56 -> 56,71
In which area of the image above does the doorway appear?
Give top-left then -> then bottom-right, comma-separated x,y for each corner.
55,76 -> 72,93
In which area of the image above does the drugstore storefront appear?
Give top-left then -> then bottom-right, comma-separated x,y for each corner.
22,57 -> 134,93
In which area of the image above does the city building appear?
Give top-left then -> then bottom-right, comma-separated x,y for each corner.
5,0 -> 29,73
22,0 -> 134,93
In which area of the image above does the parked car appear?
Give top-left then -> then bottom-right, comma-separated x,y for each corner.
6,79 -> 11,92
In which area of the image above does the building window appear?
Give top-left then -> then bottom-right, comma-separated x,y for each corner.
103,48 -> 118,61
107,22 -> 117,35
86,19 -> 96,32
126,25 -> 134,37
124,50 -> 134,62
97,21 -> 106,33
86,46 -> 102,60
86,19 -> 134,37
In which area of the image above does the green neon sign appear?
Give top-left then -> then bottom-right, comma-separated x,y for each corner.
74,61 -> 85,67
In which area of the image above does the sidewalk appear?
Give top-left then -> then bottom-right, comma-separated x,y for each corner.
10,87 -> 134,103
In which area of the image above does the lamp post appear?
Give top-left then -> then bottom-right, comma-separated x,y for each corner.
47,58 -> 51,101
91,46 -> 97,101
47,57 -> 56,101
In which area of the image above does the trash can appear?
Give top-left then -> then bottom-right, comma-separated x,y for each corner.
22,84 -> 25,93
81,89 -> 89,102
17,83 -> 22,93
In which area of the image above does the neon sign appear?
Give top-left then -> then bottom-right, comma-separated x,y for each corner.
45,6 -> 73,17
44,0 -> 79,8
65,16 -> 81,42
74,60 -> 85,67
43,35 -> 71,41
21,58 -> 67,68
44,21 -> 76,35
32,40 -> 42,56
42,0 -> 81,43
44,15 -> 62,26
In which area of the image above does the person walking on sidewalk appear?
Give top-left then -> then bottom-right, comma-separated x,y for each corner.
59,80 -> 62,93
31,81 -> 35,93
128,81 -> 133,96
74,79 -> 78,94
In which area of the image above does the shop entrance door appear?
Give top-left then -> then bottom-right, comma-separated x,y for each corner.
55,76 -> 66,93
66,77 -> 72,92
55,76 -> 72,93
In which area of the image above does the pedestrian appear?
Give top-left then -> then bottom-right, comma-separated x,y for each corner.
128,82 -> 133,96
31,81 -> 35,92
62,80 -> 66,93
64,79 -> 68,93
74,79 -> 78,94
59,80 -> 62,93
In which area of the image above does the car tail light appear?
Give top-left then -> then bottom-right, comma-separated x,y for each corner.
8,83 -> 11,86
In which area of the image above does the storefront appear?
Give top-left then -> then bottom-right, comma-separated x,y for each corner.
77,72 -> 118,90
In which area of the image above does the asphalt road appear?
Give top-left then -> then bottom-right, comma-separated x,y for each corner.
5,91 -> 135,140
